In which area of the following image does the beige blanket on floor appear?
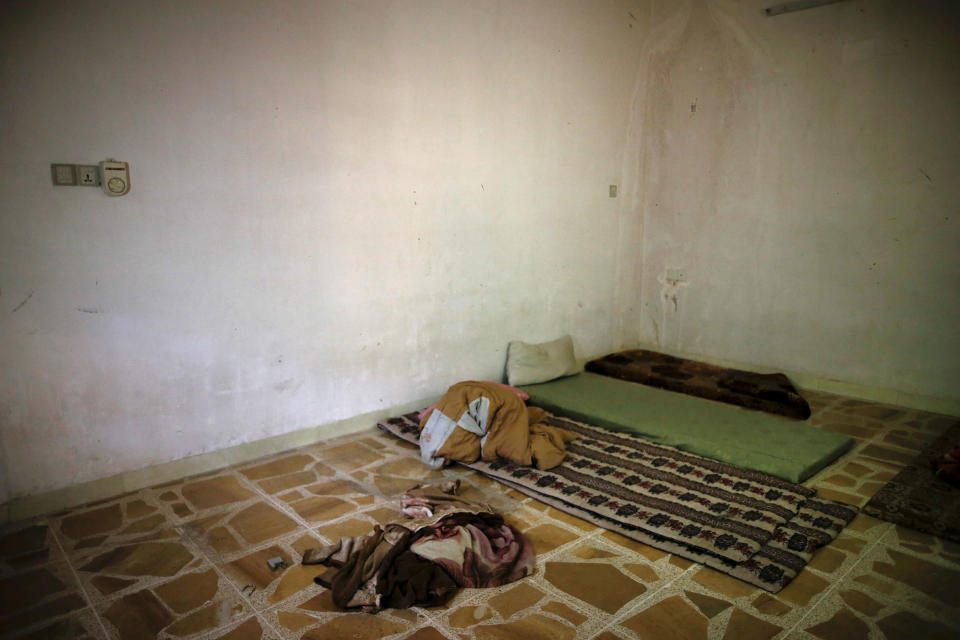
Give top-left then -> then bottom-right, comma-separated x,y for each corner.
418,381 -> 576,470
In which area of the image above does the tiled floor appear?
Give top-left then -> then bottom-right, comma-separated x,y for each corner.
1,390 -> 959,639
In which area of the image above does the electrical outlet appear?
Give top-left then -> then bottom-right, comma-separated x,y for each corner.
76,165 -> 100,186
609,184 -> 618,198
51,164 -> 76,186
665,268 -> 686,283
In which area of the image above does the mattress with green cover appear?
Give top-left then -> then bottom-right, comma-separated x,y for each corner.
520,372 -> 852,483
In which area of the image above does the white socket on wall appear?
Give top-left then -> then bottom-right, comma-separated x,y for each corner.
99,160 -> 130,196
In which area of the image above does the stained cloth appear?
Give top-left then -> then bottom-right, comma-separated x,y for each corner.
409,512 -> 534,588
302,481 -> 534,611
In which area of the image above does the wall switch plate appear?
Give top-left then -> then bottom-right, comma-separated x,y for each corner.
609,184 -> 618,197
51,164 -> 76,186
100,160 -> 130,196
76,165 -> 100,186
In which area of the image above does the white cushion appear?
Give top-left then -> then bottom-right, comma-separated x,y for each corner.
506,335 -> 580,386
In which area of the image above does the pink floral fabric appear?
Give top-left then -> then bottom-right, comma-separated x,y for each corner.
408,512 -> 534,588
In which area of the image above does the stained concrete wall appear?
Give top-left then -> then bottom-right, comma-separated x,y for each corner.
4,0 -> 958,510
623,0 -> 960,403
0,0 -> 648,503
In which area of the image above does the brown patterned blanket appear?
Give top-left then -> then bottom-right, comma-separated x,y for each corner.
379,412 -> 857,593
863,419 -> 960,542
585,350 -> 811,420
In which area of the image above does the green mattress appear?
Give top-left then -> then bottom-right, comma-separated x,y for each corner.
520,372 -> 852,483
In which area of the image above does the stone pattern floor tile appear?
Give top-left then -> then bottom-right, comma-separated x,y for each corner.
620,593 -> 709,639
4,608 -> 107,640
804,392 -> 954,506
48,492 -> 176,562
92,560 -> 261,640
0,519 -> 66,578
2,394 -> 959,638
0,560 -> 94,638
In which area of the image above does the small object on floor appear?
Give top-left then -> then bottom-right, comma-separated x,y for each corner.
931,444 -> 960,487
267,556 -> 287,571
241,584 -> 256,595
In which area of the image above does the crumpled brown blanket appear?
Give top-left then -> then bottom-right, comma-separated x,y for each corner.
302,481 -> 535,612
418,380 -> 577,470
409,511 -> 534,588
304,523 -> 457,610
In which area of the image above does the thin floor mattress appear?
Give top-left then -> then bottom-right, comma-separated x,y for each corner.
519,373 -> 852,483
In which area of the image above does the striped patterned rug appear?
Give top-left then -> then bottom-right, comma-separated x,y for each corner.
378,411 -> 857,593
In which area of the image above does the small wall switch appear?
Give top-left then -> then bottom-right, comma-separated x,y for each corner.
51,164 -> 76,186
76,165 -> 100,186
609,184 -> 618,198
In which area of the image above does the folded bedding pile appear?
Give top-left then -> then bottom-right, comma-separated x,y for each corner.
519,372 -> 852,483
585,349 -> 811,419
417,380 -> 577,471
379,412 -> 858,593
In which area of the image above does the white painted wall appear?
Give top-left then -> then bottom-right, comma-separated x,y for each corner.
4,0 -> 958,508
0,0 -> 648,503
621,0 -> 960,402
